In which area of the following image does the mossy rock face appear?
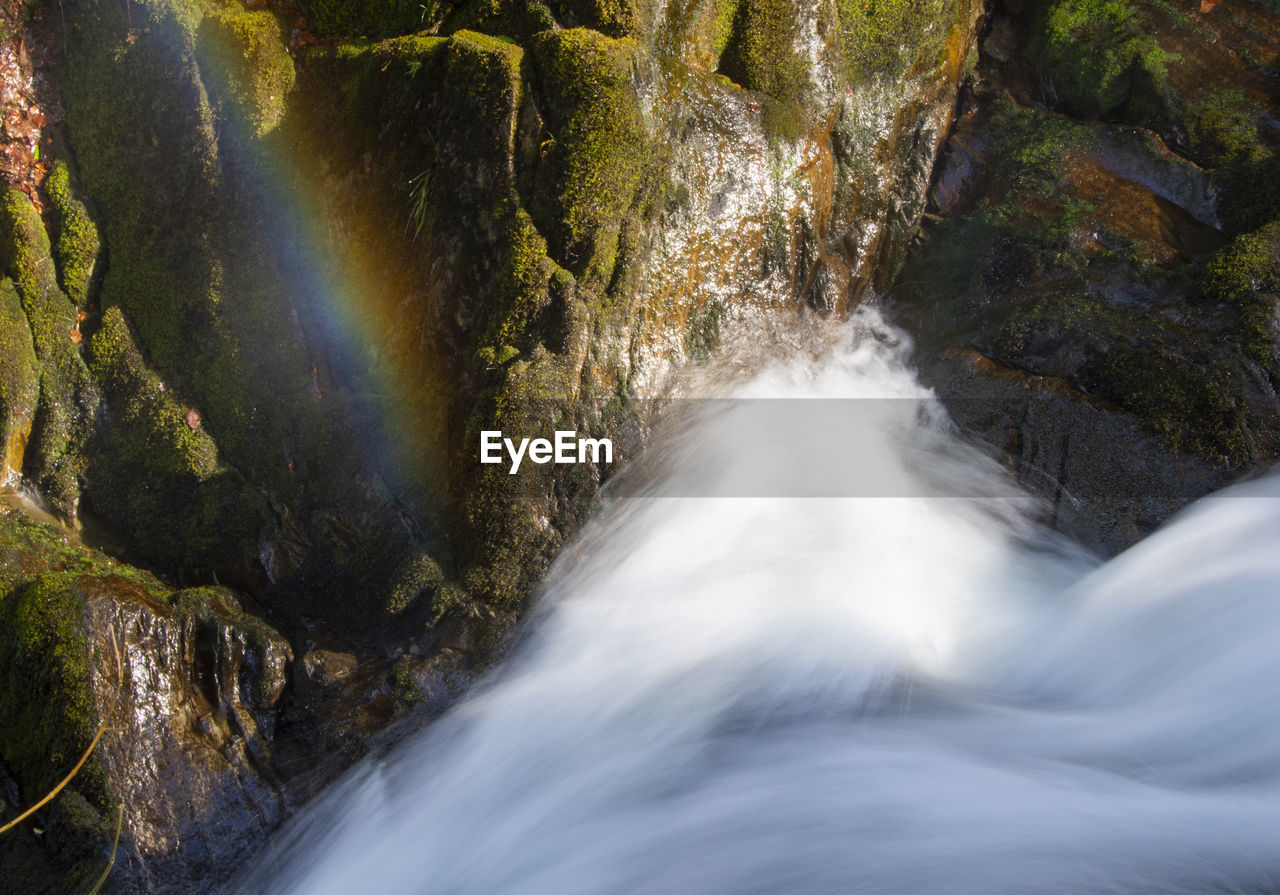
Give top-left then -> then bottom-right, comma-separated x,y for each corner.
834,0 -> 955,82
291,29 -> 617,611
717,0 -> 812,137
198,4 -> 297,138
301,0 -> 426,39
0,572 -> 111,895
719,0 -> 801,93
0,575 -> 105,808
61,0 -> 309,471
0,189 -> 96,517
0,507 -> 298,891
0,278 -> 39,480
384,551 -> 445,616
545,0 -> 645,37
44,161 -> 101,308
442,0 -> 558,39
56,0 -> 360,578
900,96 -> 1264,463
480,202 -> 559,355
86,307 -> 268,577
0,188 -> 52,301
462,351 -> 577,605
1032,0 -> 1179,120
1197,221 -> 1280,364
1014,0 -> 1279,161
896,0 -> 1280,550
529,28 -> 647,286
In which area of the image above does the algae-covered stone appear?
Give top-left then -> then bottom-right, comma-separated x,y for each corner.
62,0 -> 310,472
45,161 -> 101,307
835,0 -> 954,81
895,0 -> 1280,551
198,4 -> 296,138
1198,221 -> 1280,363
530,28 -> 647,287
0,575 -> 106,808
1030,0 -> 1180,121
0,188 -> 51,301
0,279 -> 39,482
0,189 -> 95,517
385,551 -> 445,616
719,0 -> 805,97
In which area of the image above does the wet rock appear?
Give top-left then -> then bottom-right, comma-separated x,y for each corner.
300,649 -> 358,687
0,279 -> 38,486
0,510 -> 293,894
86,582 -> 292,893
923,349 -> 1228,554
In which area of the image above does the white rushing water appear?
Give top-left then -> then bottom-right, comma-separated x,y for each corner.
247,308 -> 1280,895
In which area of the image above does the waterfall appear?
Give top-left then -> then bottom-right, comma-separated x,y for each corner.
242,306 -> 1280,895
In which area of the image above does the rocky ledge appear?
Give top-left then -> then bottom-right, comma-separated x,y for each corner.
893,0 -> 1280,554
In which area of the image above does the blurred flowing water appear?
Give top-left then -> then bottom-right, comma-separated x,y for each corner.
244,307 -> 1280,895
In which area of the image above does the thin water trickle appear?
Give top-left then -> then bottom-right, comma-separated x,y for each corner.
242,307 -> 1280,895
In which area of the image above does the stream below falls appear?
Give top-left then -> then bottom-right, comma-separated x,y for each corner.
240,307 -> 1280,895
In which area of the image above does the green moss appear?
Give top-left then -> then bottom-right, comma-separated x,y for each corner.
0,572 -> 111,893
463,351 -> 576,605
0,509 -> 167,594
86,308 -> 267,574
483,202 -> 557,350
710,0 -> 741,60
0,575 -> 107,814
62,0 -> 311,473
0,279 -> 40,468
390,654 -> 424,708
530,28 -> 647,287
1083,346 -> 1246,460
1031,0 -> 1181,121
1219,153 -> 1280,238
0,189 -> 95,516
985,99 -> 1090,195
305,0 -> 428,38
0,188 -> 52,300
442,0 -> 557,38
0,508 -> 291,889
44,161 -> 101,307
1198,222 -> 1280,362
58,0 -> 334,560
835,0 -> 950,82
385,552 -> 445,615
1186,90 -> 1259,169
719,0 -> 806,100
430,580 -> 467,622
197,5 -> 296,138
545,0 -> 642,36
